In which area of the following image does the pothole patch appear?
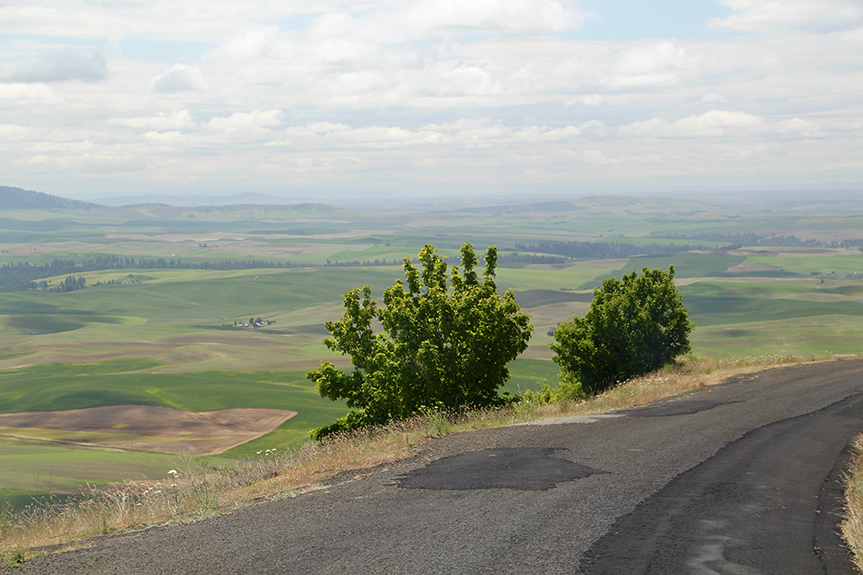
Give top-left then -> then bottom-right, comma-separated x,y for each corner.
396,447 -> 605,491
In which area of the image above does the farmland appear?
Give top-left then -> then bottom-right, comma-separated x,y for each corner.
1,188 -> 862,510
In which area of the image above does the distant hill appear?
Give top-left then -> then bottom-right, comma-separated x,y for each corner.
455,195 -> 720,216
0,186 -> 101,210
0,186 -> 357,222
91,192 -> 315,207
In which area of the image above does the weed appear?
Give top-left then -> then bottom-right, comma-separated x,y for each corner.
4,547 -> 26,568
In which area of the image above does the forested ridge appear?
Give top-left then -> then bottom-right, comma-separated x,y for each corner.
0,255 -> 413,292
0,256 -> 306,292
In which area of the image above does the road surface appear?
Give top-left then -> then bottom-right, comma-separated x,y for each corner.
15,359 -> 863,574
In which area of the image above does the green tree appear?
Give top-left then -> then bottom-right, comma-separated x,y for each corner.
550,266 -> 693,396
307,243 -> 533,439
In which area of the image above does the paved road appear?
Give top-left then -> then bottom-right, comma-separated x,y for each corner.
15,359 -> 863,574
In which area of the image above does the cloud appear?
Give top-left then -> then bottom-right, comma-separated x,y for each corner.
397,0 -> 598,34
414,63 -> 504,97
149,64 -> 207,93
602,41 -> 704,88
206,109 -> 283,132
579,120 -> 610,140
619,110 -> 765,138
777,117 -> 820,137
2,2 -> 862,195
111,110 -> 196,130
712,0 -> 863,33
0,124 -> 31,141
273,118 -> 605,150
4,48 -> 108,83
0,83 -> 59,105
144,131 -> 183,142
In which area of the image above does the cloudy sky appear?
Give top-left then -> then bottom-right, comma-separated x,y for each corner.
1,0 -> 862,202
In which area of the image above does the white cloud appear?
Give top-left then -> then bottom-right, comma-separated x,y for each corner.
414,63 -> 504,97
0,83 -> 59,104
602,41 -> 704,88
1,1 -> 862,196
272,118 -> 606,150
4,48 -> 108,83
111,110 -> 196,131
211,25 -> 286,61
0,124 -> 31,141
144,130 -> 183,142
206,109 -> 284,132
149,64 -> 207,93
284,122 -> 352,138
619,110 -> 765,138
713,0 -> 863,33
777,117 -> 820,137
579,120 -> 610,140
396,0 -> 597,33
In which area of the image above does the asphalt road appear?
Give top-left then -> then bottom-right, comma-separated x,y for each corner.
15,359 -> 863,574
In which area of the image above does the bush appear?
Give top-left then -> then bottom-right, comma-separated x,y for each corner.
550,266 -> 694,395
307,243 -> 533,439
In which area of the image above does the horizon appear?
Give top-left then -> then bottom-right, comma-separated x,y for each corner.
1,1 -> 862,202
4,183 -> 862,211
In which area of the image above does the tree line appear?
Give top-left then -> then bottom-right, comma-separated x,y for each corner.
36,275 -> 87,292
0,256 -> 309,292
659,232 -> 863,250
0,250 -> 574,294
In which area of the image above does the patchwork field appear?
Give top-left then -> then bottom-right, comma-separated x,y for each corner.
0,405 -> 296,455
2,190 -> 862,510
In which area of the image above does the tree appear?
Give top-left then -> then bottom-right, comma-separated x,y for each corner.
550,266 -> 693,396
306,243 -> 533,439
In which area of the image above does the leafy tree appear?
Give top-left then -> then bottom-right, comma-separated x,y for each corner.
307,243 -> 533,439
550,266 -> 693,396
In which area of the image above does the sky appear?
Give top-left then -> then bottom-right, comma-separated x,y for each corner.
1,0 -> 862,203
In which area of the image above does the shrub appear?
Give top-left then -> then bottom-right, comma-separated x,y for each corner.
307,243 -> 533,439
550,266 -> 694,395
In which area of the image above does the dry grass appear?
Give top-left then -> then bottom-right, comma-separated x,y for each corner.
0,354 -> 817,560
842,435 -> 863,572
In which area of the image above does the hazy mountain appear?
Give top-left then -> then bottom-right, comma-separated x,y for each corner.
0,186 -> 102,210
91,192 -> 316,207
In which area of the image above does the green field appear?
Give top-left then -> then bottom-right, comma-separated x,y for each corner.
2,190 -> 863,510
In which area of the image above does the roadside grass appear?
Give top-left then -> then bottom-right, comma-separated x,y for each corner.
0,353 -> 814,560
842,435 -> 863,572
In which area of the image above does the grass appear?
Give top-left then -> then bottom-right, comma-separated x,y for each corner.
691,315 -> 863,358
614,252 -> 748,279
0,440 -> 199,502
843,436 -> 863,572
0,361 -> 344,418
0,354 -> 814,559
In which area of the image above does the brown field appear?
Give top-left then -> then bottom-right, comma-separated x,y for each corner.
0,405 -> 296,455
726,263 -> 781,273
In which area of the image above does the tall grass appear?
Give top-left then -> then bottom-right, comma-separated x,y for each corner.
0,354 -> 811,561
842,435 -> 863,572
